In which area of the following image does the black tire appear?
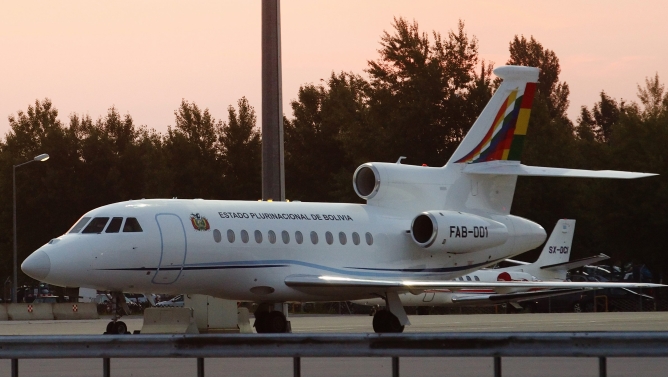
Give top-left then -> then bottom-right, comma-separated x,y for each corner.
105,321 -> 115,334
573,303 -> 583,313
254,311 -> 268,333
114,321 -> 128,334
372,310 -> 404,333
266,311 -> 288,333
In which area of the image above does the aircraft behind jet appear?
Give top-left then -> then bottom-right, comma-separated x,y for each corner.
22,66 -> 660,334
352,219 -> 613,310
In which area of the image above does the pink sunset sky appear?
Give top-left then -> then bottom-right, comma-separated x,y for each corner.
1,1 -> 666,137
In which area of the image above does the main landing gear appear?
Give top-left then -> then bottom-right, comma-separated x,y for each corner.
104,291 -> 131,335
372,309 -> 405,333
371,291 -> 409,333
254,303 -> 291,333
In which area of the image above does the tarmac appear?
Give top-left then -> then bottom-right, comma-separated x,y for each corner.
1,312 -> 667,376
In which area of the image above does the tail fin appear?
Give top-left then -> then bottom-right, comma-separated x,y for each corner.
533,219 -> 576,268
448,66 -> 539,165
521,219 -> 576,281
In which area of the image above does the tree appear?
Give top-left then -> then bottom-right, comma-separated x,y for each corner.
220,97 -> 261,200
577,92 -> 621,143
163,100 -> 224,199
636,73 -> 667,120
285,74 -> 359,202
366,18 -> 490,166
0,99 -> 80,285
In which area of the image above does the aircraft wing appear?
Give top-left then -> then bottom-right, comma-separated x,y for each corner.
463,161 -> 657,179
284,274 -> 663,296
540,254 -> 610,271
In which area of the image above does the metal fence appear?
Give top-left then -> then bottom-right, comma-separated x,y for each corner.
1,332 -> 668,377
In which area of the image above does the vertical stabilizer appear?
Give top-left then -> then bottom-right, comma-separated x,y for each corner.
533,219 -> 576,268
448,66 -> 539,165
442,66 -> 539,214
518,219 -> 576,280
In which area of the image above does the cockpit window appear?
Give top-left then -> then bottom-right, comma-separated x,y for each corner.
68,217 -> 91,234
123,217 -> 143,232
105,217 -> 123,233
82,217 -> 110,234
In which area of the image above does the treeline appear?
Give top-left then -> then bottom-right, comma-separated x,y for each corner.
1,18 -> 667,286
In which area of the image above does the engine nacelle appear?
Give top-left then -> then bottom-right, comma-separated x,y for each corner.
411,210 -> 508,253
351,162 -> 446,211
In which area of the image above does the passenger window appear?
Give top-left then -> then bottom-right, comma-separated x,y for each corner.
213,229 -> 222,243
241,230 -> 249,243
474,276 -> 480,281
310,231 -> 318,245
339,232 -> 347,245
295,231 -> 303,245
352,232 -> 360,245
254,230 -> 263,243
268,230 -> 277,244
123,218 -> 143,232
325,231 -> 333,245
68,217 -> 91,234
365,232 -> 373,245
227,229 -> 235,243
105,217 -> 123,233
82,217 -> 110,234
466,276 -> 472,281
282,231 -> 290,244
458,277 -> 464,281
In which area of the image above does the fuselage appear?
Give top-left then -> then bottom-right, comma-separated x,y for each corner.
24,198 -> 545,302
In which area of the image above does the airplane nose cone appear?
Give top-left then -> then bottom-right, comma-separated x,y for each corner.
22,250 -> 51,281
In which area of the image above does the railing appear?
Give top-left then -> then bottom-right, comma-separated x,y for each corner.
2,332 -> 668,377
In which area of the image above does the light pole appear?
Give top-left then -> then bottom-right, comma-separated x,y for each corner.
12,153 -> 49,303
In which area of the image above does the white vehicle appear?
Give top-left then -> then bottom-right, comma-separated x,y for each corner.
154,294 -> 184,307
22,66 -> 660,334
352,219 -> 610,309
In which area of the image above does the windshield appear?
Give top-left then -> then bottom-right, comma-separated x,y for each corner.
68,217 -> 91,234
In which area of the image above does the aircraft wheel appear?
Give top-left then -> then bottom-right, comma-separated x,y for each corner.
372,310 -> 404,333
105,321 -> 115,334
265,311 -> 288,333
105,321 -> 128,334
254,311 -> 268,333
114,321 -> 128,334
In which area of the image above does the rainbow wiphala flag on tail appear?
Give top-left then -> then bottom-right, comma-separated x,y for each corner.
455,82 -> 536,163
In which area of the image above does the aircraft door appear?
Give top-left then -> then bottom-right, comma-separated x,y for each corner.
422,291 -> 435,302
152,213 -> 187,284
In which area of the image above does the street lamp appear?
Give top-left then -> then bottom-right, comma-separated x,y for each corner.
12,153 -> 49,303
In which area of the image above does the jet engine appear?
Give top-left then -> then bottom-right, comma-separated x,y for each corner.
411,210 -> 508,253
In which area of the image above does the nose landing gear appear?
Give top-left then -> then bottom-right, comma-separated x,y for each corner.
103,291 -> 131,334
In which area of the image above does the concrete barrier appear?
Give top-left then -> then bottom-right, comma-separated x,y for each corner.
141,307 -> 199,334
53,303 -> 99,320
0,304 -> 8,321
7,303 -> 54,320
185,295 -> 242,333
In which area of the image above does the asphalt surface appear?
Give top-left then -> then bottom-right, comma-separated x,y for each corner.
1,312 -> 667,376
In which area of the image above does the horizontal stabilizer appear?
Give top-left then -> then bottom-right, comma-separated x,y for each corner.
463,161 -> 657,179
540,254 -> 610,271
502,259 -> 530,266
451,288 -> 583,305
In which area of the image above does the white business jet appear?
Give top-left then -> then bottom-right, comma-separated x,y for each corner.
352,219 -> 612,310
22,66 -> 660,334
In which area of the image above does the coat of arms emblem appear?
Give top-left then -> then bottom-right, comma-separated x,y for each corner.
190,213 -> 210,231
